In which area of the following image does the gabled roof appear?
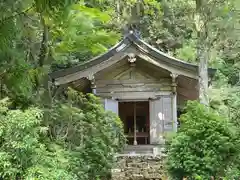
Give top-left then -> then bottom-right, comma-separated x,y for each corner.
49,31 -> 216,84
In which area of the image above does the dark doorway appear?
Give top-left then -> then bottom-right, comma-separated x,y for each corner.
119,101 -> 150,145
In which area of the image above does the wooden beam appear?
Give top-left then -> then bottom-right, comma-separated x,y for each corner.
96,86 -> 171,93
95,79 -> 171,86
96,91 -> 172,100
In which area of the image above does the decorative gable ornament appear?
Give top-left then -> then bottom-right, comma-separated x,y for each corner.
127,53 -> 136,67
128,53 -> 136,63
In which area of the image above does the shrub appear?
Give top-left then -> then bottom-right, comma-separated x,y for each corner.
166,101 -> 240,179
45,89 -> 126,179
0,90 -> 125,179
0,98 -> 75,179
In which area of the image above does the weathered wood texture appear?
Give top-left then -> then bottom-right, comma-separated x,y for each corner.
96,80 -> 171,93
94,60 -> 172,100
150,96 -> 173,144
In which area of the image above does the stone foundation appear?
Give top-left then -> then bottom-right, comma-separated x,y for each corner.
111,155 -> 167,180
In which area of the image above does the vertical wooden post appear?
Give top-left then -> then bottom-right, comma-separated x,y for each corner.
88,74 -> 96,94
133,102 -> 137,145
91,81 -> 96,94
171,73 -> 178,132
172,94 -> 177,132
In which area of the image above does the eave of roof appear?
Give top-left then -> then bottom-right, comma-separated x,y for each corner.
127,33 -> 216,78
49,31 -> 216,80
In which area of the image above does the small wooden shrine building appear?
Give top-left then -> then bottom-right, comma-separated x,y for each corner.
49,31 -> 215,146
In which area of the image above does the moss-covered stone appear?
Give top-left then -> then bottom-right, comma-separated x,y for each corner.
111,155 -> 166,180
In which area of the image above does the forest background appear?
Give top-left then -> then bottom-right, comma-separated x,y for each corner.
0,0 -> 239,179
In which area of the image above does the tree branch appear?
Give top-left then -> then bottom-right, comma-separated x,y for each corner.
0,6 -> 34,25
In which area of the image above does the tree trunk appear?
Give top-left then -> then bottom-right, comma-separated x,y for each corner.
195,0 -> 209,106
38,15 -> 49,67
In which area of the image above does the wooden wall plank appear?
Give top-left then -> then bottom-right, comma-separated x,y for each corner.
162,96 -> 173,132
150,98 -> 164,144
104,99 -> 119,115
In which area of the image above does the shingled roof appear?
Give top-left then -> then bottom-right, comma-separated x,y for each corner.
49,31 -> 216,83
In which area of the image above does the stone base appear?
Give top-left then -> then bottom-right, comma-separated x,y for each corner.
111,154 -> 167,180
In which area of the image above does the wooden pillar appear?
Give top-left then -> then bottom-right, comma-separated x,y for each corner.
171,73 -> 178,132
133,102 -> 137,145
88,74 -> 96,94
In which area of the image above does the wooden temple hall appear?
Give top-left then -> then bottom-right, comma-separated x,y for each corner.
49,31 -> 215,146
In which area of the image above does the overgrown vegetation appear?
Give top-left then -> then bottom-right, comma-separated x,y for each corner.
0,0 -> 239,179
166,101 -> 240,179
0,1 -> 125,178
0,91 -> 125,179
45,89 -> 125,179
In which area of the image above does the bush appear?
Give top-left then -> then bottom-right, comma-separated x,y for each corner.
209,87 -> 240,178
0,90 -> 125,179
166,101 -> 240,179
0,98 -> 75,179
45,89 -> 126,179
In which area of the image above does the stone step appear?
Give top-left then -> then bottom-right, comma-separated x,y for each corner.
124,145 -> 165,150
123,149 -> 153,155
119,145 -> 165,155
123,151 -> 153,155
124,145 -> 155,149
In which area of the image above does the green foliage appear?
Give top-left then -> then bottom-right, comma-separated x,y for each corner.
166,101 -> 240,179
175,40 -> 196,63
52,2 -> 120,65
44,89 -> 125,179
0,98 -> 75,179
0,0 -> 125,179
0,89 -> 125,179
0,0 -> 119,101
0,0 -> 239,179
